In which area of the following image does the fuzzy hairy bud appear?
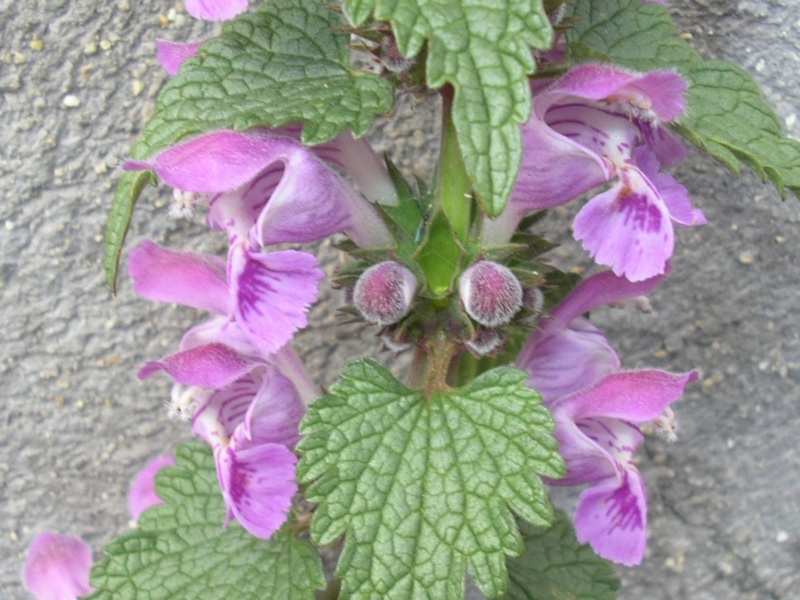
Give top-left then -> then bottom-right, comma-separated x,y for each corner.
353,261 -> 417,326
459,261 -> 523,327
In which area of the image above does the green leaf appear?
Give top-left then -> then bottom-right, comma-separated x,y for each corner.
675,60 -> 800,197
503,512 -> 620,600
89,443 -> 325,600
343,0 -> 554,216
568,0 -> 699,71
298,360 -> 565,599
104,0 -> 395,289
103,170 -> 153,293
568,0 -> 800,199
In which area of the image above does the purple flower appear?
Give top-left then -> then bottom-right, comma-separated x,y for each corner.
124,130 -> 393,248
192,365 -> 304,538
482,64 -> 705,281
518,269 -> 666,400
23,532 -> 93,600
518,269 -> 699,564
184,0 -> 248,21
549,369 -> 698,565
128,455 -> 175,522
129,240 -> 323,357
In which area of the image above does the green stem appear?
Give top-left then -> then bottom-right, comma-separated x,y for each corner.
422,332 -> 457,396
318,578 -> 341,600
408,345 -> 427,389
436,87 -> 472,242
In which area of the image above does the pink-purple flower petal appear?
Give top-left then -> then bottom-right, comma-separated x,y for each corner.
156,40 -> 202,76
128,455 -> 175,521
230,246 -> 323,355
559,369 -> 700,423
574,470 -> 649,566
216,443 -> 297,539
518,269 -> 666,399
573,174 -> 674,282
522,318 -> 621,402
235,368 -> 304,448
138,343 -> 259,388
23,532 -> 94,600
184,0 -> 248,21
129,240 -> 229,315
124,132 -> 299,194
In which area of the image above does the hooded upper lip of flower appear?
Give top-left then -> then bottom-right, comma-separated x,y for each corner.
123,129 -> 395,249
518,269 -> 699,565
482,64 -> 705,282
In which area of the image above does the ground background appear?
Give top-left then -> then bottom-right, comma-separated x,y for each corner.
1,0 -> 799,598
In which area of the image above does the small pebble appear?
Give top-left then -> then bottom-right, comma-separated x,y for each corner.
62,94 -> 81,108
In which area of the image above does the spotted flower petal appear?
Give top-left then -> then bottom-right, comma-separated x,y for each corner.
574,172 -> 674,281
549,370 -> 699,564
574,469 -> 649,566
229,246 -> 323,355
216,443 -> 297,539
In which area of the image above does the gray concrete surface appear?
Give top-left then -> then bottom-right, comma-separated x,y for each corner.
1,1 -> 799,598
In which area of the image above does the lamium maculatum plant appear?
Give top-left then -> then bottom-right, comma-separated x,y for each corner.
24,0 -> 800,599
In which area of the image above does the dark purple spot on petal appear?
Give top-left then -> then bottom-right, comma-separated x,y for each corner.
618,190 -> 662,233
605,473 -> 644,533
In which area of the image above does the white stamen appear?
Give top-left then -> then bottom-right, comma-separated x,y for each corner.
653,406 -> 678,443
167,384 -> 211,421
169,189 -> 202,220
608,295 -> 653,313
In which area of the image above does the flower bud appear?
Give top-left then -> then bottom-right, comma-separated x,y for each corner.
522,287 -> 545,321
466,328 -> 503,357
353,261 -> 417,326
458,261 -> 523,327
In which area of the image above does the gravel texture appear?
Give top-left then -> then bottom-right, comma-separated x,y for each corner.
1,1 -> 799,598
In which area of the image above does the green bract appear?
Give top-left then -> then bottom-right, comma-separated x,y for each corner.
569,0 -> 800,200
104,0 -> 394,290
298,360 -> 565,599
89,444 -> 325,600
343,0 -> 554,218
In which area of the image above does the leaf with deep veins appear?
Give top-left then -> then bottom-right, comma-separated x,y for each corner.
298,360 -> 565,599
89,443 -> 325,600
569,0 -> 800,200
104,0 -> 394,290
343,0 -> 554,217
503,512 -> 620,600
